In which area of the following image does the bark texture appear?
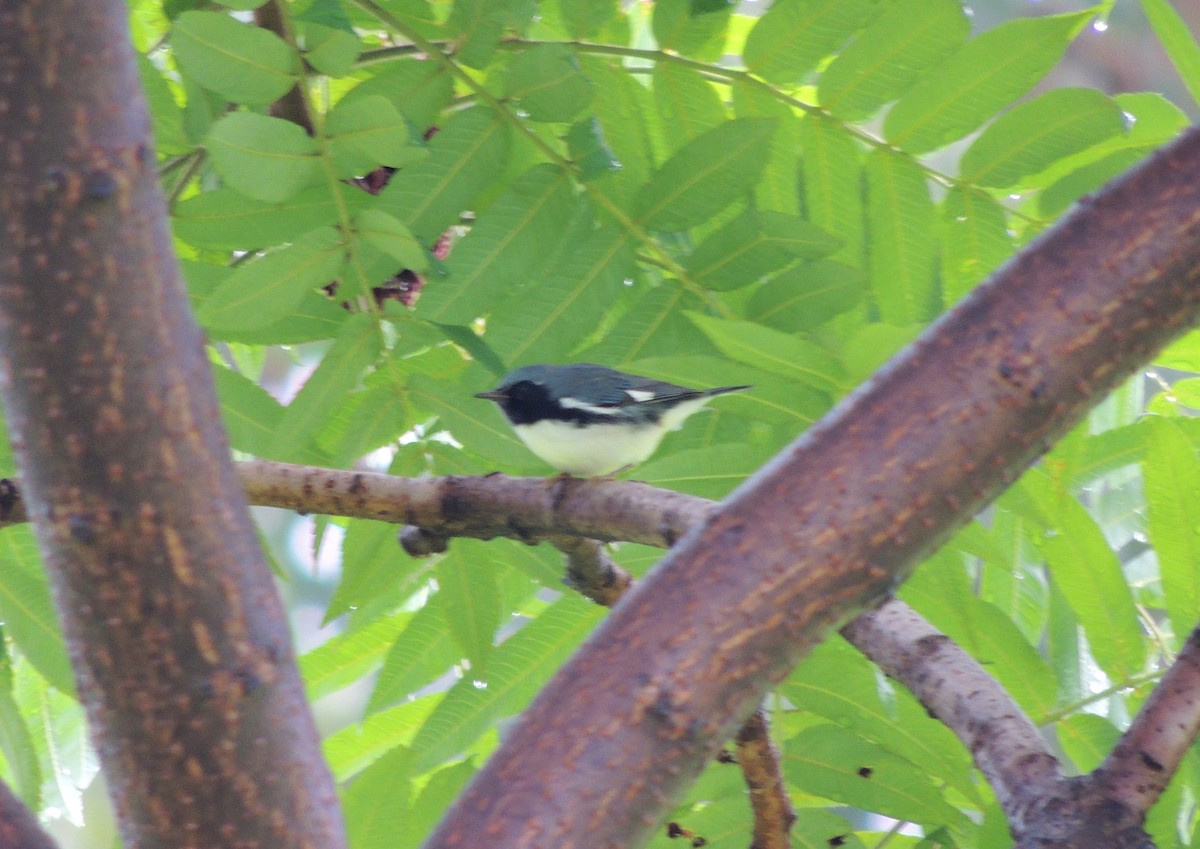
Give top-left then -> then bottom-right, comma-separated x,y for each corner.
0,3 -> 344,848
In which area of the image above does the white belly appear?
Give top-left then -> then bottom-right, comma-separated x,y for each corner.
514,419 -> 668,476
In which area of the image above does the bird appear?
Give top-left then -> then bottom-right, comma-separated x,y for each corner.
474,363 -> 750,476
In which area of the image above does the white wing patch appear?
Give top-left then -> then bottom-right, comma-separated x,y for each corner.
559,396 -> 621,415
623,388 -> 657,402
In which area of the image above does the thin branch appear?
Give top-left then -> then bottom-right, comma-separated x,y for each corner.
842,601 -> 1061,829
735,709 -> 795,849
547,535 -> 633,608
1094,622 -> 1200,815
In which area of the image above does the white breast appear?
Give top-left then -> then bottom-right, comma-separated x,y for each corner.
512,396 -> 715,476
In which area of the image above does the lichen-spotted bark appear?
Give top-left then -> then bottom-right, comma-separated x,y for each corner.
0,3 -> 344,848
423,129 -> 1200,849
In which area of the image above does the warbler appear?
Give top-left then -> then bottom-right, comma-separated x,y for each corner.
475,363 -> 750,476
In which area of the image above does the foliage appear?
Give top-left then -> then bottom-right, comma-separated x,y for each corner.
2,0 -> 1200,847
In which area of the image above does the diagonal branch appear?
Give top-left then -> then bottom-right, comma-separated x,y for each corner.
1094,621 -> 1200,815
418,122 -> 1200,849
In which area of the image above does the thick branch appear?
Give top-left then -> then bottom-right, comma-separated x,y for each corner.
0,4 -> 343,848
422,125 -> 1200,849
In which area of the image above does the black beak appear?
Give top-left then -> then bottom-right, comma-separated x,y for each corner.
474,389 -> 507,402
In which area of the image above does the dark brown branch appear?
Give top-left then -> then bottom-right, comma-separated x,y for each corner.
735,709 -> 795,849
422,123 -> 1200,849
0,781 -> 57,849
542,533 -> 787,846
254,1 -> 314,134
1094,622 -> 1200,814
0,4 -> 343,847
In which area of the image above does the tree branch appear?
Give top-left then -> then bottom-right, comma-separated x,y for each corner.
841,602 -> 1061,830
1094,621 -> 1200,815
0,781 -> 57,849
0,4 -> 343,847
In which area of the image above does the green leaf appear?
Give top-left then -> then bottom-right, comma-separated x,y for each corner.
380,106 -> 510,244
172,11 -> 299,105
504,43 -> 593,122
566,117 -> 621,181
792,811 -> 865,849
275,315 -> 384,456
557,0 -> 617,39
327,520 -> 425,627
686,211 -> 841,291
301,22 -> 361,78
783,639 -> 976,802
744,0 -> 874,83
0,528 -> 74,696
1022,474 -> 1146,681
0,642 -> 42,810
342,61 -> 454,130
173,185 -> 369,251
582,56 -> 657,203
137,54 -> 188,155
409,595 -> 604,772
687,314 -> 846,393
1140,0 -> 1200,110
884,11 -> 1093,153
784,725 -> 968,827
206,111 -> 320,203
485,223 -> 634,363
652,62 -> 727,152
435,543 -> 501,673
800,115 -> 865,266
731,77 -> 802,216
354,210 -> 428,270
325,95 -> 425,178
368,596 -> 460,714
652,0 -> 734,61
208,290 -> 348,346
840,323 -> 921,384
866,149 -> 938,323
299,611 -> 411,701
419,165 -> 577,322
818,0 -> 969,121
197,226 -> 344,330
940,185 -> 1012,305
407,371 -> 539,472
402,760 -> 478,849
343,748 -> 413,849
324,696 -> 439,780
959,88 -> 1127,187
1057,714 -> 1118,774
1143,417 -> 1200,646
635,118 -> 777,231
747,260 -> 867,332
582,285 -> 712,364
447,0 -> 503,69
211,365 -> 284,457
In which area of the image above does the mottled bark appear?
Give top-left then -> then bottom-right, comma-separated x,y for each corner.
0,3 -> 344,848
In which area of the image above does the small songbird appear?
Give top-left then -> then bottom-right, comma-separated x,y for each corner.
475,363 -> 750,476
